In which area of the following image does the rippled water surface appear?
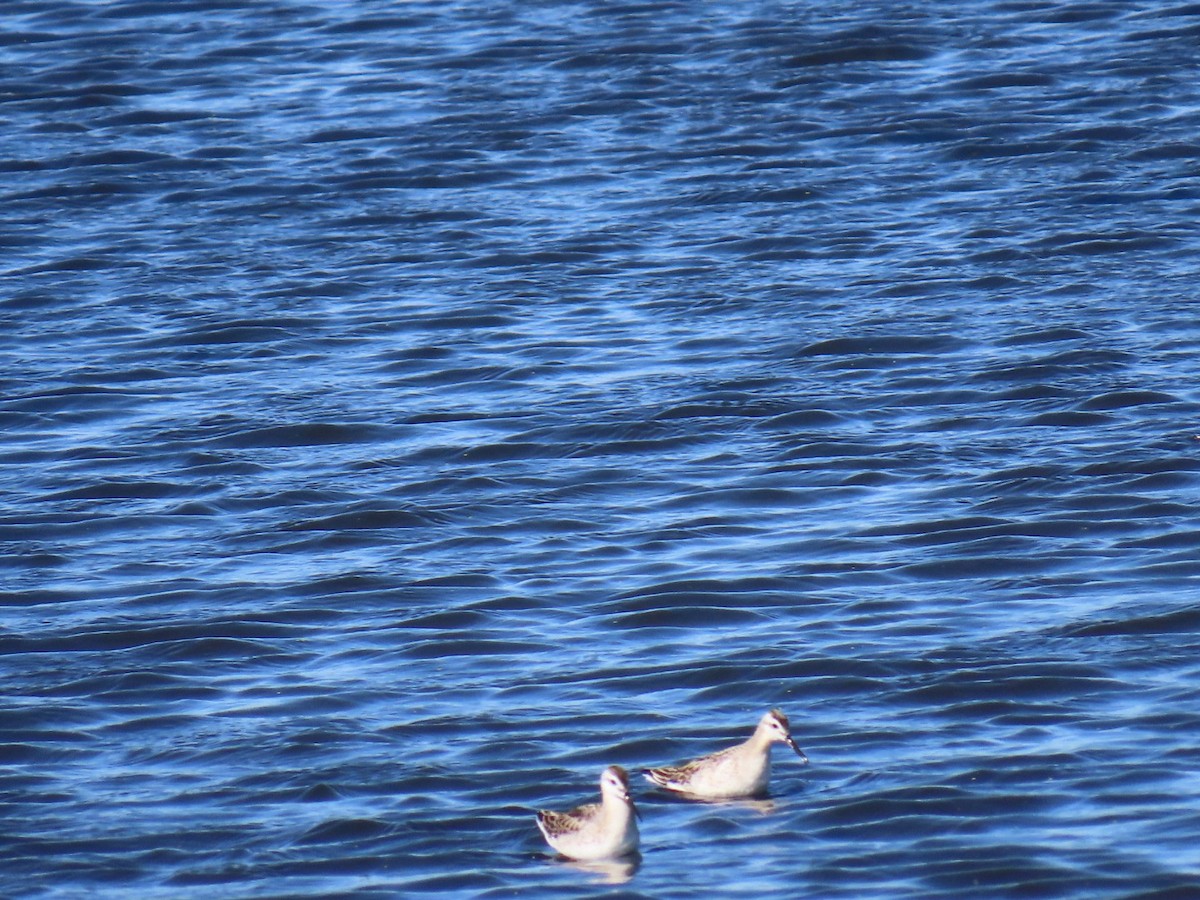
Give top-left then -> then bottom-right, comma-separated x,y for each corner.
4,0 -> 1200,896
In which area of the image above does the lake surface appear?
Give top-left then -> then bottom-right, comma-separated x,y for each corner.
3,0 -> 1200,896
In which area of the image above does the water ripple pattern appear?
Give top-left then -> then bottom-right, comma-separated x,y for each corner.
3,0 -> 1200,896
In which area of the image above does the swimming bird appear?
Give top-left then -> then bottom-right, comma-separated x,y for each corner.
643,709 -> 807,800
536,765 -> 640,860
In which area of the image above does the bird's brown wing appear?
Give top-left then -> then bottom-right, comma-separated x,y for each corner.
645,745 -> 734,788
536,802 -> 599,837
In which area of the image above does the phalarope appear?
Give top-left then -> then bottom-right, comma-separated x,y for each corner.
643,709 -> 807,800
536,765 -> 640,860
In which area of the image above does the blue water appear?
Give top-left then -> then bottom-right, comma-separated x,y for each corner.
4,0 -> 1200,896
